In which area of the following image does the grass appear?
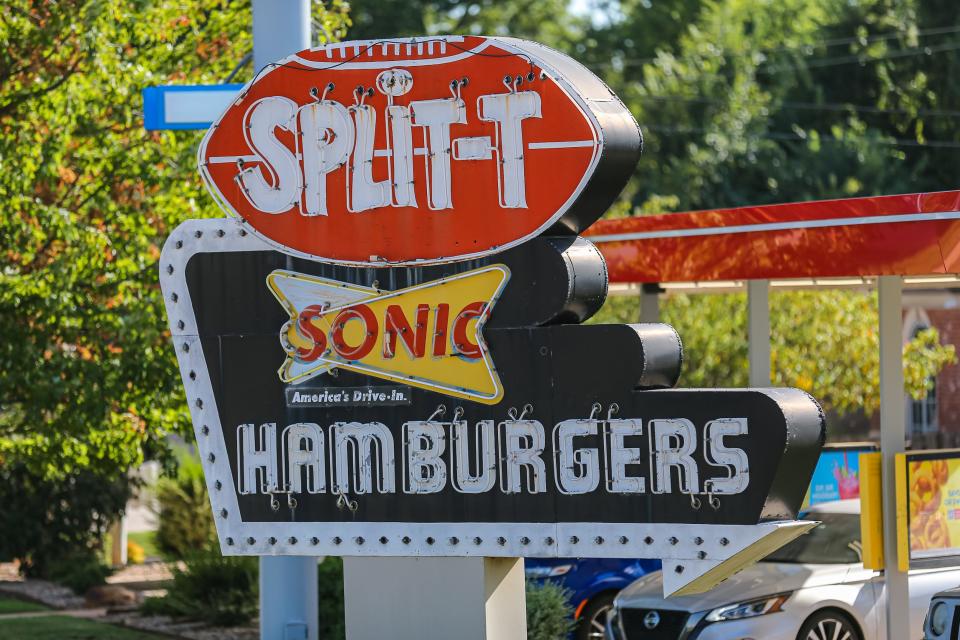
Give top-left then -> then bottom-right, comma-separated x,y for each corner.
0,616 -> 166,639
0,598 -> 47,615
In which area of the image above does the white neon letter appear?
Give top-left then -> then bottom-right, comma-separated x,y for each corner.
554,419 -> 600,495
347,105 -> 391,212
238,97 -> 300,214
386,105 -> 417,207
451,420 -> 496,494
237,423 -> 278,494
606,419 -> 646,494
411,98 -> 466,210
282,422 -> 326,493
402,421 -> 447,494
704,418 -> 750,495
650,418 -> 700,494
331,421 -> 396,494
299,100 -> 353,216
499,420 -> 547,494
478,91 -> 541,208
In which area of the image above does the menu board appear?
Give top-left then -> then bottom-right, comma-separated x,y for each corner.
904,452 -> 960,563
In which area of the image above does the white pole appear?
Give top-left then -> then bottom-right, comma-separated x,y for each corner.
251,3 -> 319,639
747,280 -> 771,386
878,275 -> 909,640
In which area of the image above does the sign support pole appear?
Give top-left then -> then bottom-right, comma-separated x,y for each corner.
747,279 -> 771,386
250,2 -> 318,640
878,275 -> 909,639
343,557 -> 526,640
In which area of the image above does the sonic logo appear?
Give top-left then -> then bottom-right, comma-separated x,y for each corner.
267,265 -> 510,404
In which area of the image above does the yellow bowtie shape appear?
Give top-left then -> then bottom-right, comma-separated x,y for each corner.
267,264 -> 510,405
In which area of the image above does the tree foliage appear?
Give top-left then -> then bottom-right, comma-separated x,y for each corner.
0,1 -> 348,481
592,291 -> 956,417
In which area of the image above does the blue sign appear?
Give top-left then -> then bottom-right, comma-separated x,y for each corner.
806,446 -> 875,506
142,84 -> 242,131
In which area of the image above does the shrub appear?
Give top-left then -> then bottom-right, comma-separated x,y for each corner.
141,551 -> 258,626
0,461 -> 129,581
154,453 -> 216,558
46,550 -> 113,594
317,557 -> 345,639
526,581 -> 575,640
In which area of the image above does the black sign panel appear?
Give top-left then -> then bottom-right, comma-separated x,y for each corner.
167,226 -> 824,537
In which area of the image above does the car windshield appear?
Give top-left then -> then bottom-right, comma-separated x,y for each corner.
761,513 -> 863,564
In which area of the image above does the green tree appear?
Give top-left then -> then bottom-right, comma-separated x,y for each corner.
0,0 -> 348,570
345,0 -> 585,51
591,290 -> 956,418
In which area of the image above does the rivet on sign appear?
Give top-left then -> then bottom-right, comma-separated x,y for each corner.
644,536 -> 654,545
247,537 -> 255,545
450,537 -> 459,545
200,425 -> 209,435
177,320 -> 185,330
226,538 -> 234,546
268,537 -> 277,545
473,537 -> 482,545
289,537 -> 297,545
402,536 -> 411,545
195,399 -> 203,409
355,537 -> 364,545
694,537 -> 704,545
189,370 -> 196,380
669,537 -> 678,545
171,293 -> 179,302
570,536 -> 579,544
217,230 -> 225,237
594,536 -> 604,545
219,509 -> 227,518
166,265 -> 174,274
195,231 -> 203,238
214,481 -> 222,491
333,537 -> 342,545
675,565 -> 684,574
181,342 -> 188,352
720,537 -> 730,546
310,537 -> 319,546
426,537 -> 435,545
208,453 -> 215,462
520,537 -> 530,545
379,536 -> 388,545
545,537 -> 554,546
175,240 -> 183,249
698,551 -> 707,559
497,537 -> 506,546
619,536 -> 628,545
239,229 -> 247,236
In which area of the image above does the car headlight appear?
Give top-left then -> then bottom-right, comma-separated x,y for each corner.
930,601 -> 951,636
524,564 -> 574,579
705,593 -> 791,623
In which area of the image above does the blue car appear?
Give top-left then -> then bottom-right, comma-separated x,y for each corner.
526,557 -> 660,639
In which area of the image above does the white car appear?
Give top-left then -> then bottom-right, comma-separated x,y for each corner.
606,499 -> 960,640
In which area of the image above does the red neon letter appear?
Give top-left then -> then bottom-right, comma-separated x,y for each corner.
451,301 -> 486,359
432,304 -> 450,356
383,304 -> 429,359
295,305 -> 328,362
331,304 -> 378,361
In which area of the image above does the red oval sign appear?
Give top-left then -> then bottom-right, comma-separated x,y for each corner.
199,36 -> 640,266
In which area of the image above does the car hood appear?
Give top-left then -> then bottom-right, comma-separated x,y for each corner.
615,562 -> 854,612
